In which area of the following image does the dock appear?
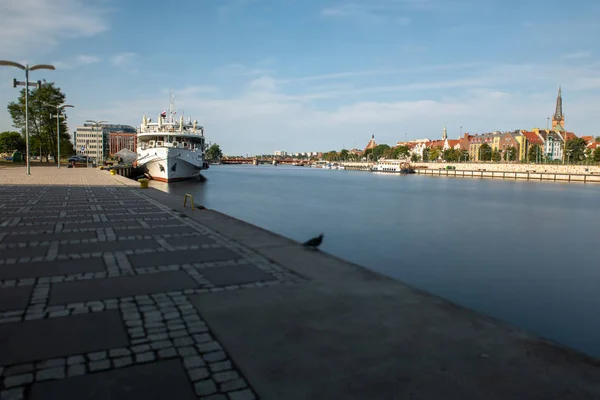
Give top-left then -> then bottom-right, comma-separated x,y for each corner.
1,166 -> 599,399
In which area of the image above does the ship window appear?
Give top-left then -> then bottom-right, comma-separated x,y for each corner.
172,141 -> 178,147
156,141 -> 163,146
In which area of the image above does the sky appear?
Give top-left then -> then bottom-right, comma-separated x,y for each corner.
0,0 -> 599,155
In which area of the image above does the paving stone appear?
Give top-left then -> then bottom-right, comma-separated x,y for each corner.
201,265 -> 276,287
67,364 -> 86,377
2,231 -> 97,245
29,359 -> 196,400
183,356 -> 205,368
135,352 -> 155,363
129,248 -> 242,268
4,373 -> 34,388
0,286 -> 33,312
67,355 -> 85,365
88,351 -> 107,361
220,378 -> 247,392
194,379 -> 217,396
37,358 -> 65,369
113,356 -> 133,368
62,221 -> 141,230
0,387 -> 24,400
0,311 -> 128,365
197,341 -> 222,353
48,271 -> 199,305
157,347 -> 178,359
174,337 -> 194,347
0,246 -> 48,261
60,239 -> 157,255
132,344 -> 150,353
213,370 -> 240,383
36,367 -> 65,381
115,226 -> 196,237
193,333 -> 212,344
188,367 -> 210,381
151,340 -> 172,350
108,348 -> 131,358
209,361 -> 232,373
178,346 -> 198,357
0,258 -> 106,280
4,364 -> 34,376
203,351 -> 227,363
89,360 -> 111,372
227,389 -> 256,400
165,235 -> 217,247
203,395 -> 227,400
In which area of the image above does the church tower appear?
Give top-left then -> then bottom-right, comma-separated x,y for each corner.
442,127 -> 447,140
551,85 -> 565,130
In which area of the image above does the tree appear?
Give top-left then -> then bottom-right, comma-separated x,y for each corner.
339,149 -> 349,161
565,137 -> 587,163
392,145 -> 410,159
0,131 -> 26,153
206,143 -> 222,161
595,136 -> 600,143
506,146 -> 517,161
410,153 -> 419,162
594,147 -> 600,162
7,81 -> 73,162
528,144 -> 543,163
479,143 -> 492,161
429,147 -> 441,161
422,148 -> 430,162
442,148 -> 462,162
491,149 -> 501,162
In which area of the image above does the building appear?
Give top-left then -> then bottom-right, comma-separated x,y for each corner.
468,132 -> 498,161
75,123 -> 136,162
274,150 -> 287,157
498,132 -> 523,161
551,86 -> 565,131
109,132 -> 137,156
363,135 -> 377,153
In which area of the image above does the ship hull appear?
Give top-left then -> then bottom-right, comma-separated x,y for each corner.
137,147 -> 205,183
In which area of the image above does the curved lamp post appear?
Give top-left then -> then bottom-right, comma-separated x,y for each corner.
0,60 -> 55,175
43,103 -> 74,169
86,120 -> 108,165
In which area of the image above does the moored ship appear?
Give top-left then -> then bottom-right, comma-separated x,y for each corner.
136,98 -> 208,182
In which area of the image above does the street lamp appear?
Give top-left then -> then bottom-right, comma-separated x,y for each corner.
86,120 -> 108,165
44,103 -> 74,169
0,60 -> 55,175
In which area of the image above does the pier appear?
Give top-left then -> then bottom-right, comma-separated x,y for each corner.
0,166 -> 599,399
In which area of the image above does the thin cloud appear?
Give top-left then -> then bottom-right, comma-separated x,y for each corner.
53,55 -> 101,70
563,51 -> 592,60
110,52 -> 138,66
0,0 -> 109,56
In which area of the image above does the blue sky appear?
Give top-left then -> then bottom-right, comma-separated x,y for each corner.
1,0 -> 599,155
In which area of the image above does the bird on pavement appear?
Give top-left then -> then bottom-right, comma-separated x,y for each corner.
303,233 -> 324,249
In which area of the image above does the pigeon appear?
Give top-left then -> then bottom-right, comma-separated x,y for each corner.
303,233 -> 324,249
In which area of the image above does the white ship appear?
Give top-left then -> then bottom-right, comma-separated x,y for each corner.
372,158 -> 414,174
136,97 -> 208,182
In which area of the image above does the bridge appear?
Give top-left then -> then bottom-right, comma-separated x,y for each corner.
220,158 -> 311,166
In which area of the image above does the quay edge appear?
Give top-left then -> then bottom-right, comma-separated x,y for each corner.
126,172 -> 600,399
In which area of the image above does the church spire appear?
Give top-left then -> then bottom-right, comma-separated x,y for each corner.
552,85 -> 565,130
442,126 -> 447,140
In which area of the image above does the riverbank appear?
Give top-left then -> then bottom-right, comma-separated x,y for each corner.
1,166 -> 599,399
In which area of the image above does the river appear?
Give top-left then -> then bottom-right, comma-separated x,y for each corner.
153,164 -> 600,358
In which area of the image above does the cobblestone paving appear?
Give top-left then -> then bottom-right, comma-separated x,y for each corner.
0,168 -> 305,399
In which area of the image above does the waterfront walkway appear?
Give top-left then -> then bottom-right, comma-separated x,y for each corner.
0,167 -> 599,399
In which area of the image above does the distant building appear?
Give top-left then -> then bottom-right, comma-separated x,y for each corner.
109,132 -> 137,156
75,123 -> 136,161
363,135 -> 377,154
551,86 -> 565,131
274,150 -> 287,156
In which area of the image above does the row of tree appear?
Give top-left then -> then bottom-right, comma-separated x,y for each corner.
3,81 -> 75,161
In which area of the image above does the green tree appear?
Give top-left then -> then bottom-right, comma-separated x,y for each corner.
479,143 -> 492,161
7,81 -> 73,162
422,148 -> 430,162
410,153 -> 419,162
593,147 -> 600,162
0,131 -> 26,153
460,150 -> 469,162
491,149 -> 501,162
506,146 -> 517,161
443,148 -> 463,162
429,147 -> 441,161
339,149 -> 349,161
595,136 -> 600,143
565,137 -> 587,163
528,144 -> 543,163
392,145 -> 410,159
206,143 -> 222,161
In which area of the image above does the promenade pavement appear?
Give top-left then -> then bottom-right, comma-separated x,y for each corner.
0,166 -> 599,400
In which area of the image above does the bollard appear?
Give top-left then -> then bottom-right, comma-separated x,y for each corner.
138,178 -> 149,189
183,194 -> 195,210
110,170 -> 116,176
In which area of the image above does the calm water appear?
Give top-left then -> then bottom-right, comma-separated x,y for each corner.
154,165 -> 600,358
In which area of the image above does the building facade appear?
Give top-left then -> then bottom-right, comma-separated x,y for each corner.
109,132 -> 137,156
75,123 -> 136,162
